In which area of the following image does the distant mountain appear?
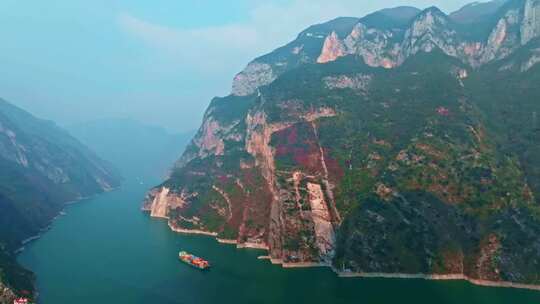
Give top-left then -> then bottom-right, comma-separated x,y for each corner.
359,6 -> 421,29
450,0 -> 509,24
144,0 -> 540,288
68,118 -> 194,178
0,99 -> 121,302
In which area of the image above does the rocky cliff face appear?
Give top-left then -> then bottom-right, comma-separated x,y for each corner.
231,0 -> 540,96
145,0 -> 540,286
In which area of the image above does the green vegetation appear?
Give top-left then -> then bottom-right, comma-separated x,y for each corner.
160,2 -> 540,282
0,99 -> 121,297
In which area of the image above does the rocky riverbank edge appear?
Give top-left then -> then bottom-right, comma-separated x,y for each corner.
158,223 -> 540,292
15,187 -> 118,254
334,271 -> 540,291
10,186 -> 119,304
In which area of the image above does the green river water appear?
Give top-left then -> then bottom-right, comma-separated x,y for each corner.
17,176 -> 540,304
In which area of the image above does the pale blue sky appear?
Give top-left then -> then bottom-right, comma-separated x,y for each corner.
0,0 -> 478,131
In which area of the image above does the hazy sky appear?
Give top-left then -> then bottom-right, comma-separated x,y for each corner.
1,0 -> 479,132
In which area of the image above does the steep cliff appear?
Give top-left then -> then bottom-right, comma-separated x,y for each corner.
230,0 -> 539,94
0,99 -> 121,301
145,0 -> 540,286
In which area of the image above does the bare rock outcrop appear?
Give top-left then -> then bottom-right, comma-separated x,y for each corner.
521,0 -> 540,45
142,187 -> 190,219
323,74 -> 372,91
317,31 -> 347,64
315,2 -> 540,69
224,2 -> 540,98
232,62 -> 276,96
143,2 -> 540,287
307,182 -> 336,259
522,47 -> 540,71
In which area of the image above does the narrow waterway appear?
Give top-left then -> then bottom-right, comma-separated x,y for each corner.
17,176 -> 540,304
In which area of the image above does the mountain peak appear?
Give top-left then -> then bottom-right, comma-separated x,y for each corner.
148,1 -> 540,288
358,6 -> 421,29
378,6 -> 421,17
450,0 -> 509,24
421,6 -> 446,15
407,6 -> 451,35
231,0 -> 540,96
414,6 -> 450,23
408,6 -> 450,31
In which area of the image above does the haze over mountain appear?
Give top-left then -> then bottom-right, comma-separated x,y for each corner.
68,119 -> 194,178
449,0 -> 509,23
144,0 -> 540,288
0,99 -> 120,302
4,0 -> 540,302
0,0 -> 480,132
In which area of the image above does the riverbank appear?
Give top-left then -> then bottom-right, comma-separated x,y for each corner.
20,177 -> 540,304
145,215 -> 271,250
334,271 -> 540,292
15,188 -> 118,255
160,222 -> 540,292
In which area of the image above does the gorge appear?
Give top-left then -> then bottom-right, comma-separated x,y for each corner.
3,0 -> 540,303
0,99 -> 121,302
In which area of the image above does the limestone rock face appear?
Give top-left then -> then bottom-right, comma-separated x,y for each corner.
174,113 -> 242,169
146,1 -> 540,284
226,1 -> 540,98
344,23 -> 400,68
521,0 -> 540,45
143,100 -> 339,262
400,8 -> 458,59
142,187 -> 192,219
317,31 -> 346,64
522,47 -> 540,71
337,4 -> 538,69
232,62 -> 276,96
323,74 -> 372,91
307,182 -> 336,259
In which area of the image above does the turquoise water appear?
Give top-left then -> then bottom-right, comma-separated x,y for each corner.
18,177 -> 540,304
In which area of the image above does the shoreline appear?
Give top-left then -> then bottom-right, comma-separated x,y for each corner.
15,186 -> 120,254
333,271 -> 540,292
150,214 -> 540,292
13,186 -> 119,302
149,215 -> 270,250
167,222 -> 218,237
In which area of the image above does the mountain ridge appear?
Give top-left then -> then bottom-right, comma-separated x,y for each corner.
68,118 -> 194,178
144,0 -> 540,288
0,99 -> 121,302
232,0 -> 539,97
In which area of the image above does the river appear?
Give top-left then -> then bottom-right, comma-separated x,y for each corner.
17,176 -> 540,304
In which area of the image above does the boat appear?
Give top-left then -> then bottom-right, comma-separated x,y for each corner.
179,251 -> 210,270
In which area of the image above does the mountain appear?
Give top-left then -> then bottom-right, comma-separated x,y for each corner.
0,99 -> 121,302
68,118 -> 194,178
450,0 -> 509,24
360,6 -> 421,29
231,0 -> 540,98
144,0 -> 540,288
